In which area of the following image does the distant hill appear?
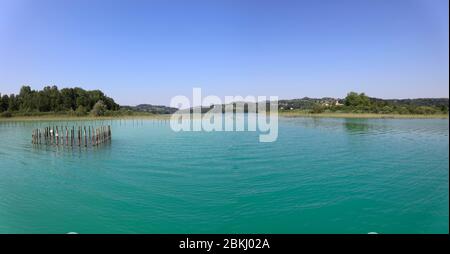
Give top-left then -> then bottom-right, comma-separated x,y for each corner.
279,97 -> 344,110
280,97 -> 449,110
382,98 -> 449,108
181,96 -> 449,115
279,95 -> 449,114
120,104 -> 178,114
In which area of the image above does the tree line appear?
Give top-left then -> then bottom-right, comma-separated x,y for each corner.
0,86 -> 119,116
1,86 -> 448,117
281,92 -> 448,115
338,92 -> 448,114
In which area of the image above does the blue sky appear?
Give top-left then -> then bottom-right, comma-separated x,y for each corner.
0,0 -> 448,105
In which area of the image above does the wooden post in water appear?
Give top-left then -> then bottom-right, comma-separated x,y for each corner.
84,126 -> 87,147
32,125 -> 111,148
56,126 -> 59,146
91,126 -> 94,146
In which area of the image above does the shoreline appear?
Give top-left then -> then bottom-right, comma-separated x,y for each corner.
279,112 -> 449,119
0,112 -> 448,121
0,114 -> 172,122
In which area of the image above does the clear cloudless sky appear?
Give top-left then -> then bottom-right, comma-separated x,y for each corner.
0,0 -> 448,105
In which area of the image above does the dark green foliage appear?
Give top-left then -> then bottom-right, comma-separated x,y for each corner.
311,104 -> 325,114
0,85 -> 119,114
344,92 -> 370,107
1,111 -> 12,117
340,92 -> 448,114
0,94 -> 9,112
8,94 -> 19,111
75,105 -> 88,116
279,92 -> 448,115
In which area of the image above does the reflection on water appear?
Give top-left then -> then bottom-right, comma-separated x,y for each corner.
343,119 -> 370,134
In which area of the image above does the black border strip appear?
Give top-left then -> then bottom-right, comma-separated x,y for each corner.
0,234 -> 448,252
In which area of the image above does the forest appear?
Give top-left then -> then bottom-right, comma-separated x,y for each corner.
0,86 -> 119,117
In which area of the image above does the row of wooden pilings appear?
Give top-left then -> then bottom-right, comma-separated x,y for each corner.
32,125 -> 111,146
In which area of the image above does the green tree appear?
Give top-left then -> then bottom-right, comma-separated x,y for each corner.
90,100 -> 107,116
61,88 -> 76,110
45,85 -> 62,111
381,105 -> 393,113
19,86 -> 34,111
414,106 -> 438,114
0,94 -> 9,112
311,104 -> 325,114
8,94 -> 19,111
36,90 -> 51,112
344,92 -> 370,108
76,105 -> 88,116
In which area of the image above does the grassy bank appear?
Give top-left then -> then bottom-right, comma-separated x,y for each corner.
1,111 -> 448,121
0,113 -> 171,122
279,110 -> 449,119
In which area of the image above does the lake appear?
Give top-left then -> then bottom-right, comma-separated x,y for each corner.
0,117 -> 448,233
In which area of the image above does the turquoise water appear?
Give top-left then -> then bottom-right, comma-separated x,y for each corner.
0,117 -> 448,233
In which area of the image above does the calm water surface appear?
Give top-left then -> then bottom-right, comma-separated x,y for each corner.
0,117 -> 448,233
